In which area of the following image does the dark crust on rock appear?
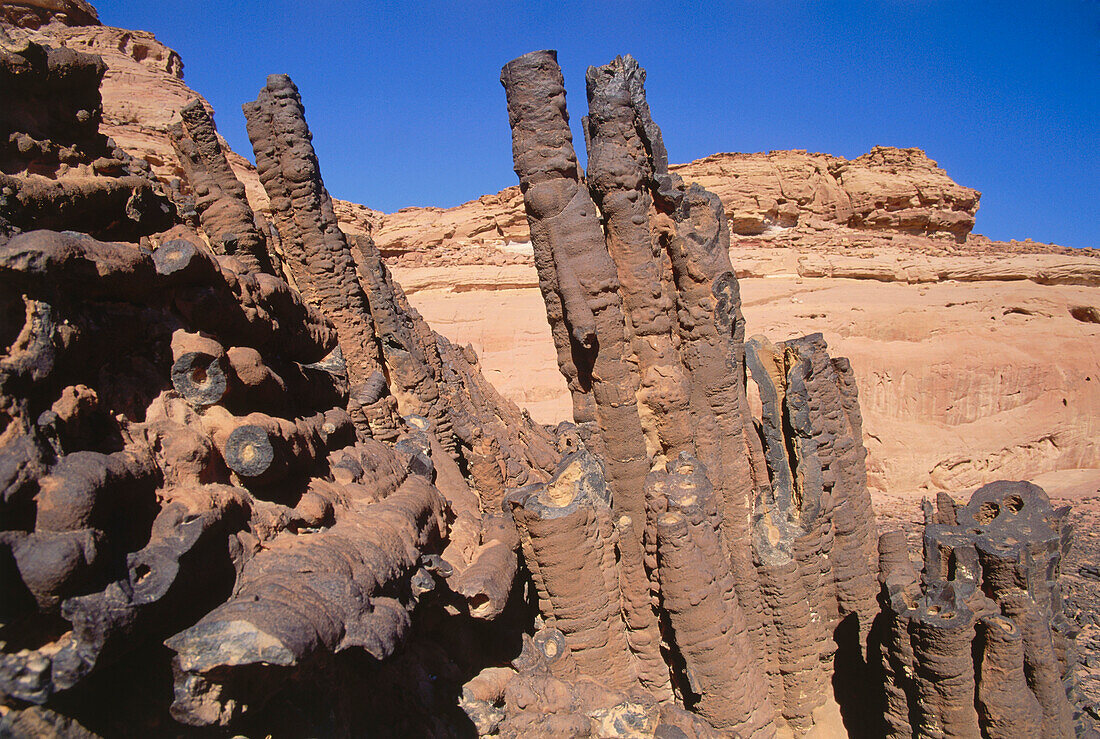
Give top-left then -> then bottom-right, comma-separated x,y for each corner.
169,99 -> 275,275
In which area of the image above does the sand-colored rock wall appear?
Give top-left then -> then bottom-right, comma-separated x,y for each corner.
393,243 -> 1100,495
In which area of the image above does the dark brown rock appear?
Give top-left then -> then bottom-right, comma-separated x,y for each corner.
0,39 -> 172,240
876,481 -> 1083,739
169,99 -> 275,275
501,51 -> 649,525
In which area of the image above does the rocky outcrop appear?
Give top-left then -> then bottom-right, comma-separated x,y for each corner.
169,99 -> 275,275
500,50 -> 888,737
0,1 -> 97,29
501,50 -> 649,525
1,6 -> 1094,735
9,2 -> 1096,505
0,49 -> 566,735
0,35 -> 173,240
399,238 -> 1100,497
1,5 -> 202,193
241,73 -> 405,447
674,146 -> 980,239
875,481 -> 1090,738
338,146 -> 988,265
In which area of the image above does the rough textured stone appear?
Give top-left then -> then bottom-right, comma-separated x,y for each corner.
501,49 -> 889,737
0,48 -> 569,734
169,99 -> 275,275
0,36 -> 174,240
875,481 -> 1087,738
1,10 -> 1094,736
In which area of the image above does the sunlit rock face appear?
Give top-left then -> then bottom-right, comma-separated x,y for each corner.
0,3 -> 1096,735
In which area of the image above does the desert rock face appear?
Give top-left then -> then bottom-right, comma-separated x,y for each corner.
1,3 -> 268,214
0,0 -> 97,29
6,7 -> 1095,499
396,235 -> 1100,496
338,145 -> 985,266
674,146 -> 980,239
2,3 -> 1098,735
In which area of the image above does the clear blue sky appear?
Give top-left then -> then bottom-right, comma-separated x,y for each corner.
96,1 -> 1098,248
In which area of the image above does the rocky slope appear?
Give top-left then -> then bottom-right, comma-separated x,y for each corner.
5,1 -> 1097,498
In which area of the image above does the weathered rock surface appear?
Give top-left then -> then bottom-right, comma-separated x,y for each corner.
674,146 -> 980,239
497,49 -> 888,737
875,481 -> 1091,737
396,241 -> 1100,497
0,31 -> 174,240
2,3 -> 1096,735
6,0 -> 1095,504
0,0 -> 96,29
0,34 -> 563,733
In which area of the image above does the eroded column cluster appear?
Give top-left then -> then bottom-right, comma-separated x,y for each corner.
875,481 -> 1090,738
499,50 -> 883,737
0,50 -> 567,735
0,33 -> 1091,739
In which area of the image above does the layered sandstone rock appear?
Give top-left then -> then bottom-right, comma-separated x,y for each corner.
674,146 -> 980,239
340,146 -> 987,265
397,237 -> 1100,497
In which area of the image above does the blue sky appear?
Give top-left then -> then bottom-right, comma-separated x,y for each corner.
95,1 -> 1098,247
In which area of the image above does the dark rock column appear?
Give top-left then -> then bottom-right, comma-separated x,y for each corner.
507,451 -> 638,692
170,99 -> 275,275
500,51 -> 649,524
243,74 -> 397,440
584,56 -> 693,460
653,461 -> 777,738
783,335 -> 878,647
877,481 -> 1084,739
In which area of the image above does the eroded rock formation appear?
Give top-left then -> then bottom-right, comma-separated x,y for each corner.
875,481 -> 1092,738
9,3 -> 1096,505
0,19 -> 1093,738
0,33 -> 173,240
497,50 -> 887,737
497,49 -> 1094,739
168,99 -> 276,275
0,43 -> 563,735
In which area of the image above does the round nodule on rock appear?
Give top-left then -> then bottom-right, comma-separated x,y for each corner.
153,239 -> 198,275
171,352 -> 227,407
532,627 -> 568,664
225,425 -> 275,478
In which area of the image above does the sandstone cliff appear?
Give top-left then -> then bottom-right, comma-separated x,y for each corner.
340,146 -> 989,266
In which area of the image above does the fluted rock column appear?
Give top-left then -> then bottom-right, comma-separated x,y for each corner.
878,481 -> 1083,739
584,55 -> 693,461
654,488 -> 776,738
243,74 -> 397,440
500,51 -> 649,524
976,614 -> 1043,738
170,100 -> 275,276
783,334 -> 878,645
507,450 -> 637,692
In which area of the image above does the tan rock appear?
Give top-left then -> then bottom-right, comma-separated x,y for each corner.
396,239 -> 1100,496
